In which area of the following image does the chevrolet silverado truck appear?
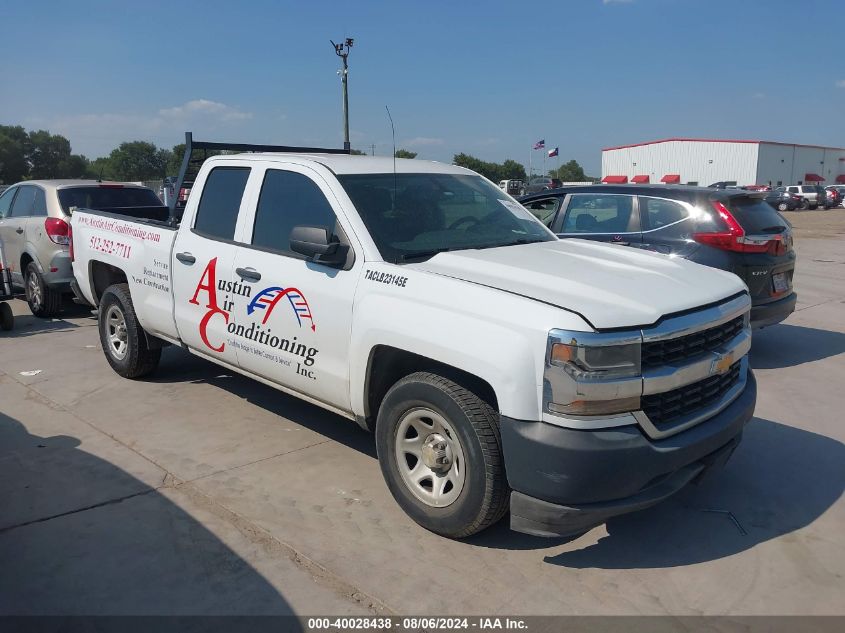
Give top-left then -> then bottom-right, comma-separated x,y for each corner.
70,137 -> 757,539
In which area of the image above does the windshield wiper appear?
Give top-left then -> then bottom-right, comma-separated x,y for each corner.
398,247 -> 456,262
474,238 -> 546,250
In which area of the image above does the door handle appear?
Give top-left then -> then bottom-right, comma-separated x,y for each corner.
15,227 -> 24,234
235,267 -> 261,281
175,252 -> 196,264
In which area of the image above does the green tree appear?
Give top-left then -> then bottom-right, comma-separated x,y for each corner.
453,153 -> 526,183
549,159 -> 587,182
28,130 -> 76,179
107,141 -> 168,181
394,149 -> 417,159
0,125 -> 31,183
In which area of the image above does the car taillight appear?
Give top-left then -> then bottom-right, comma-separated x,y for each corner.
693,201 -> 773,254
45,217 -> 70,246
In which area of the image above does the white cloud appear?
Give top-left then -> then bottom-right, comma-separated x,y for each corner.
404,136 -> 445,147
835,79 -> 845,88
39,99 -> 254,157
158,99 -> 251,121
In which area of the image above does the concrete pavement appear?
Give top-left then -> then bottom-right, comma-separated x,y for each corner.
0,237 -> 842,616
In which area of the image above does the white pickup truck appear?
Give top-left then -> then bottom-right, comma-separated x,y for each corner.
70,142 -> 757,539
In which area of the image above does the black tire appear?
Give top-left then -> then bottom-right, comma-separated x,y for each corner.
799,199 -> 809,210
777,202 -> 788,212
0,302 -> 13,331
25,262 -> 62,318
375,371 -> 509,538
98,283 -> 161,378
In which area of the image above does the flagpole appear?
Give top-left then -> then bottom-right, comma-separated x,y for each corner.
529,146 -> 532,180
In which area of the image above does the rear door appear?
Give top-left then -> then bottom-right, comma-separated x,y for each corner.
554,192 -> 641,246
172,164 -> 253,367
726,195 -> 795,305
637,195 -> 698,256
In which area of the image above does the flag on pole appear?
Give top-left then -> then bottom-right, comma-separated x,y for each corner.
533,139 -> 545,150
548,147 -> 559,158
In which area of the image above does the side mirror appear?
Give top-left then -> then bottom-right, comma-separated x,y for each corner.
290,225 -> 348,267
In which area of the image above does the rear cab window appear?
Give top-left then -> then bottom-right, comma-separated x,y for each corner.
192,167 -> 251,241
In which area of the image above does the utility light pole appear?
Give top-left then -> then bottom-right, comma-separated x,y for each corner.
331,38 -> 354,151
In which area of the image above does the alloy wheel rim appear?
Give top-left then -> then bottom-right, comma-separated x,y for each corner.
395,407 -> 466,508
27,272 -> 41,310
105,305 -> 128,360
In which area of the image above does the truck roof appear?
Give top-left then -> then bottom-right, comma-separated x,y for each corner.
218,153 -> 473,176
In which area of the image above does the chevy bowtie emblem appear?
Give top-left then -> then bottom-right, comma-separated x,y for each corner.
711,351 -> 734,375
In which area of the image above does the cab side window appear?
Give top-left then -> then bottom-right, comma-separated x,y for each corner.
640,197 -> 688,230
561,194 -> 634,233
193,167 -> 251,241
9,186 -> 36,217
251,169 -> 339,256
0,187 -> 16,218
522,197 -> 559,227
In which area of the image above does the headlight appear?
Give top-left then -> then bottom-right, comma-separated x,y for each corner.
544,330 -> 642,416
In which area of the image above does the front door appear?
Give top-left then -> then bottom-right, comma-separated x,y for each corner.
172,165 -> 254,368
231,164 -> 360,412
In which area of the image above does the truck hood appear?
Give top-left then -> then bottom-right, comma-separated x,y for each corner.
408,239 -> 747,330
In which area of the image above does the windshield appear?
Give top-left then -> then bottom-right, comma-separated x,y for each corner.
338,173 -> 555,263
58,186 -> 163,213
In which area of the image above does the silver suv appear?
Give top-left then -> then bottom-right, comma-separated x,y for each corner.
0,180 -> 164,317
778,184 -> 828,210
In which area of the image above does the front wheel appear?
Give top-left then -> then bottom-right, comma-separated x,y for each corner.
799,199 -> 809,210
25,262 -> 62,318
375,371 -> 509,538
98,283 -> 161,378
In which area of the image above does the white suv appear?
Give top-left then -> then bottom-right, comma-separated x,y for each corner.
778,184 -> 826,210
0,180 -> 164,317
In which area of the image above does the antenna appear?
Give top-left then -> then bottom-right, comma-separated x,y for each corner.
385,105 -> 397,211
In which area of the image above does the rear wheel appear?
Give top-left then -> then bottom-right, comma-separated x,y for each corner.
799,199 -> 809,210
25,262 -> 62,318
98,283 -> 161,378
375,371 -> 509,538
777,202 -> 789,212
0,302 -> 13,331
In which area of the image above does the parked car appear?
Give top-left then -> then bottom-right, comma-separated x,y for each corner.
764,189 -> 801,212
524,176 -> 562,195
498,179 -> 524,196
0,180 -> 167,317
823,185 -> 843,208
70,140 -> 756,540
777,185 -> 828,209
518,184 -> 796,328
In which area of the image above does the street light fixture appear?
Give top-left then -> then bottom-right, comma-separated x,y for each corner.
331,38 -> 354,151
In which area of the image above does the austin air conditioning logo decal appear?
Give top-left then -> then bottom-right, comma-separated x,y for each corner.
189,257 -> 319,379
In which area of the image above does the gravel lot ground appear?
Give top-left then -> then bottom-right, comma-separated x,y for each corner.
0,233 -> 842,617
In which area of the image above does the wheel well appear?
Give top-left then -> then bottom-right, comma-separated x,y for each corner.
90,261 -> 128,305
20,252 -> 33,273
364,345 -> 498,432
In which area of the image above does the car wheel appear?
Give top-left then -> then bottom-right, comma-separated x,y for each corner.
0,302 -> 13,331
25,262 -> 62,318
375,371 -> 509,538
799,199 -> 809,210
98,283 -> 161,378
778,202 -> 789,212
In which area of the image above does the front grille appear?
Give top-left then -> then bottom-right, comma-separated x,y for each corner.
642,315 -> 744,369
642,361 -> 742,427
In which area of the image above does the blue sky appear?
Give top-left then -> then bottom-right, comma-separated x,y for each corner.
1,0 -> 842,175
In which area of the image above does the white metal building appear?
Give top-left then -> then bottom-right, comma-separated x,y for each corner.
601,138 -> 845,187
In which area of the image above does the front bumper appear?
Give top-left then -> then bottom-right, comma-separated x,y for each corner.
502,370 -> 757,537
751,292 -> 796,329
